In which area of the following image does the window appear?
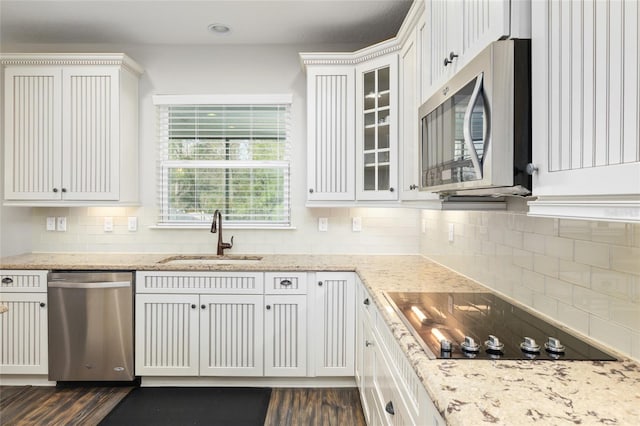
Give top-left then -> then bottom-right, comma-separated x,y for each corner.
154,95 -> 292,227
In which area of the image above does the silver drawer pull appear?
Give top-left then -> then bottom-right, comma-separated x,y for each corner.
2,277 -> 13,285
280,279 -> 292,287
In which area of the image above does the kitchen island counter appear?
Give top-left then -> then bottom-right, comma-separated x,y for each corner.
2,252 -> 639,425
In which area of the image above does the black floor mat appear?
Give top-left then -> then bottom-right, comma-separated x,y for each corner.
99,387 -> 272,426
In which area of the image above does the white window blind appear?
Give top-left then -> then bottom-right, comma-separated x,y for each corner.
155,96 -> 291,227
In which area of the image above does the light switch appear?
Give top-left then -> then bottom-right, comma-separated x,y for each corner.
127,216 -> 138,232
352,217 -> 362,232
318,217 -> 328,232
56,217 -> 67,232
104,217 -> 114,232
46,217 -> 56,231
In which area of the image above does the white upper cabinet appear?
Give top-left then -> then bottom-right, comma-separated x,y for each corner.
305,65 -> 356,202
529,0 -> 640,222
302,43 -> 400,205
356,54 -> 399,201
2,53 -> 143,206
423,0 -> 530,100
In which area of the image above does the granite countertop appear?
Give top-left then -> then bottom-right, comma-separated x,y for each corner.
2,252 -> 639,425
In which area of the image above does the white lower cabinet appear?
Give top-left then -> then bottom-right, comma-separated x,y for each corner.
356,278 -> 445,426
0,270 -> 49,375
135,271 -> 310,378
135,293 -> 200,376
200,294 -> 264,376
311,272 -> 356,376
135,271 -> 265,377
264,294 -> 307,376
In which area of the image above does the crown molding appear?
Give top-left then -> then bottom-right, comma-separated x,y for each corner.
0,53 -> 144,75
300,38 -> 401,67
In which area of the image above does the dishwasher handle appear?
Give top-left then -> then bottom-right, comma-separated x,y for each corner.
48,281 -> 131,289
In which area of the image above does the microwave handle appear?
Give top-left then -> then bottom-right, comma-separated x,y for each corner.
463,73 -> 484,179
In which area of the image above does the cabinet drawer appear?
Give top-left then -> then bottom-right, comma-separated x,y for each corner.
264,272 -> 307,294
136,271 -> 264,294
373,334 -> 415,426
0,270 -> 48,293
375,303 -> 423,420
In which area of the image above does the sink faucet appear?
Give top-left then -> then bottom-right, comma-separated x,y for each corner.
210,209 -> 234,255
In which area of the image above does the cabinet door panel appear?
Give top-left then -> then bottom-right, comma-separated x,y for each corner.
135,294 -> 199,376
425,0 -> 512,100
530,0 -> 640,220
264,294 -> 307,376
0,293 -> 48,374
3,67 -> 62,200
312,272 -> 355,376
356,55 -> 399,200
200,294 -> 263,376
62,67 -> 119,200
306,66 -> 356,201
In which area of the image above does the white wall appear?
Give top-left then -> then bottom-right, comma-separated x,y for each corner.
1,43 -> 421,255
420,199 -> 640,361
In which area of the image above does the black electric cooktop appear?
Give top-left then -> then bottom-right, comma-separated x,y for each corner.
384,291 -> 617,361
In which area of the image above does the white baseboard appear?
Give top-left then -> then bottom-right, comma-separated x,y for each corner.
140,376 -> 356,388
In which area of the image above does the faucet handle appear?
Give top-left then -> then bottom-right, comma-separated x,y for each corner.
221,236 -> 234,250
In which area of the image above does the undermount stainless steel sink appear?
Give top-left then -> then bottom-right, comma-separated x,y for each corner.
157,255 -> 263,265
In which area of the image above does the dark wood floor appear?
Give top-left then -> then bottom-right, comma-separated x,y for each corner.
0,385 -> 366,426
0,385 -> 131,425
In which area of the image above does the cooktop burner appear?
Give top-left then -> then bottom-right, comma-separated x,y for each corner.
384,291 -> 616,361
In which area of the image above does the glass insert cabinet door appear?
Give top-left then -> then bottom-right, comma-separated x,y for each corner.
357,55 -> 397,200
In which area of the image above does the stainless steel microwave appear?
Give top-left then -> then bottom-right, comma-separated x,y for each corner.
419,40 -> 531,195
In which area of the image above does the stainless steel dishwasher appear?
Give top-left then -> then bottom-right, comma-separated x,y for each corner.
48,271 -> 134,381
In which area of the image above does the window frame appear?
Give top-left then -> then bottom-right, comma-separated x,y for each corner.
153,94 -> 293,229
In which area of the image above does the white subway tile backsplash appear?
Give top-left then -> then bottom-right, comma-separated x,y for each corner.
572,286 -> 611,318
531,216 -> 558,236
590,222 -> 633,246
558,219 -> 592,241
533,253 -> 559,278
590,315 -> 632,356
558,259 -> 591,288
504,229 -> 524,249
591,267 -> 634,301
556,303 -> 590,335
574,240 -> 611,269
545,276 -> 574,301
512,248 -> 533,270
421,211 -> 638,361
609,299 -> 640,330
523,232 -> 546,254
522,269 -> 546,293
532,293 -> 559,318
544,236 -> 574,261
610,246 -> 640,275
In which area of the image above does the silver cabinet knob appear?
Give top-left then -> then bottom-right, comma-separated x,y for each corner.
526,163 -> 538,175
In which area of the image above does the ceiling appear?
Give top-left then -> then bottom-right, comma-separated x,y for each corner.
0,0 -> 413,46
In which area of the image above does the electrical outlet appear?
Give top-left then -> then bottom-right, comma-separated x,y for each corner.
104,217 -> 114,232
127,216 -> 138,232
352,217 -> 362,232
318,217 -> 328,232
448,223 -> 455,242
56,217 -> 67,232
46,217 -> 56,231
